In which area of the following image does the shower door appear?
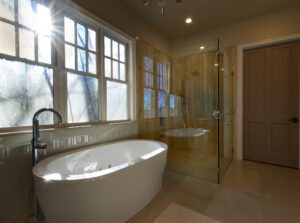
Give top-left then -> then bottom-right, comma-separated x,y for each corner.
166,39 -> 221,183
138,39 -> 233,183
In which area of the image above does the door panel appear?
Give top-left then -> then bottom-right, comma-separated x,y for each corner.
243,42 -> 299,168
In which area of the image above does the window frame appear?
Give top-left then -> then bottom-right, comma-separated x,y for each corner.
0,0 -> 136,133
141,51 -> 171,120
102,33 -> 130,122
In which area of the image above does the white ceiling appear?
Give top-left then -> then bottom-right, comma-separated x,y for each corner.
122,0 -> 300,40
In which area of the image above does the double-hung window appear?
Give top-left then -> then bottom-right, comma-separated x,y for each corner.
0,0 -> 54,127
64,16 -> 99,123
157,62 -> 169,117
143,56 -> 155,119
104,36 -> 129,121
0,0 -> 135,130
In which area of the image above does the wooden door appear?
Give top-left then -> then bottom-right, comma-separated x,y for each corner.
243,41 -> 299,168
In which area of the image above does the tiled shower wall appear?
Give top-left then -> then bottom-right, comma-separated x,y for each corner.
0,122 -> 138,223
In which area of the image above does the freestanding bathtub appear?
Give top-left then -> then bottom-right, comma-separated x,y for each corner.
33,139 -> 167,223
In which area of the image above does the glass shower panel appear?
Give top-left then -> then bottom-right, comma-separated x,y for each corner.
165,39 -> 220,183
219,47 -> 234,181
137,39 -> 233,184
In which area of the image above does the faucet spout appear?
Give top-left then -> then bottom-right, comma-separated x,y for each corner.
33,107 -> 62,123
32,108 -> 62,166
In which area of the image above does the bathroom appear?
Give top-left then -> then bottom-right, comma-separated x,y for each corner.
0,0 -> 300,222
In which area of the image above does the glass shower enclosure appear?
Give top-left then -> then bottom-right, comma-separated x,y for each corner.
138,39 -> 233,183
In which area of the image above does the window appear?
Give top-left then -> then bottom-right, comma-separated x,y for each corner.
144,56 -> 154,88
157,62 -> 169,117
0,0 -> 54,128
142,51 -> 170,119
157,62 -> 168,91
0,0 -> 135,129
104,36 -> 128,121
64,17 -> 97,74
144,88 -> 155,119
143,56 -> 155,119
170,94 -> 182,117
158,91 -> 167,117
63,17 -> 99,123
0,59 -> 53,127
170,94 -> 175,117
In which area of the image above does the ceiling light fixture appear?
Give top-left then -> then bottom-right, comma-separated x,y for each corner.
185,17 -> 192,24
142,0 -> 182,15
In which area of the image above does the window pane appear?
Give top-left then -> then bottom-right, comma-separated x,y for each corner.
158,91 -> 167,117
0,0 -> 14,21
67,72 -> 99,123
65,44 -> 75,69
119,44 -> 125,62
18,0 -> 36,28
170,94 -> 175,117
107,81 -> 127,121
88,52 -> 96,74
77,23 -> 86,47
144,56 -> 153,72
36,4 -> 51,35
176,96 -> 182,117
64,17 -> 75,44
144,72 -> 153,87
112,40 -> 118,60
77,48 -> 86,72
112,60 -> 118,79
0,59 -> 54,127
104,36 -> 111,57
104,58 -> 111,78
120,63 -> 125,81
38,35 -> 51,64
0,21 -> 15,56
88,29 -> 96,51
144,88 -> 155,119
19,28 -> 35,60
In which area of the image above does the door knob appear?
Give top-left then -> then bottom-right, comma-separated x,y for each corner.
288,117 -> 298,124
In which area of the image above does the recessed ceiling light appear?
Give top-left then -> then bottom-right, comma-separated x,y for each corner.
185,17 -> 192,24
200,46 -> 205,50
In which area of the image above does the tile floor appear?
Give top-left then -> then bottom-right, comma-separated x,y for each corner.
10,160 -> 300,223
128,160 -> 300,223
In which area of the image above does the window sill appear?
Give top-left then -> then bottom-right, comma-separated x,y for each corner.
0,121 -> 137,137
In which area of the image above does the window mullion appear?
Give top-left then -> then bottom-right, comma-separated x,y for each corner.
14,0 -> 19,57
99,28 -> 104,123
56,10 -> 67,124
101,29 -> 107,122
85,25 -> 89,74
75,22 -> 78,71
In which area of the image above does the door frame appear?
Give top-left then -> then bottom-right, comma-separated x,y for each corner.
235,33 -> 300,169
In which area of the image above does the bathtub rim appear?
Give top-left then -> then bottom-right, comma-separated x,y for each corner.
32,139 -> 167,184
162,128 -> 210,138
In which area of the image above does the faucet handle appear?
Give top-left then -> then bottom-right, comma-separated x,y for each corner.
34,140 -> 47,149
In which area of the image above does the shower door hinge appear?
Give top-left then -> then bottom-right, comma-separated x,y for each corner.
216,50 -> 220,56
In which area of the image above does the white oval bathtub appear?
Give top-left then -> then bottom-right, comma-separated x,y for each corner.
33,139 -> 168,223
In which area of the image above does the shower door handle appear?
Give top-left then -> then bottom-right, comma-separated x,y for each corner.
212,110 -> 222,120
